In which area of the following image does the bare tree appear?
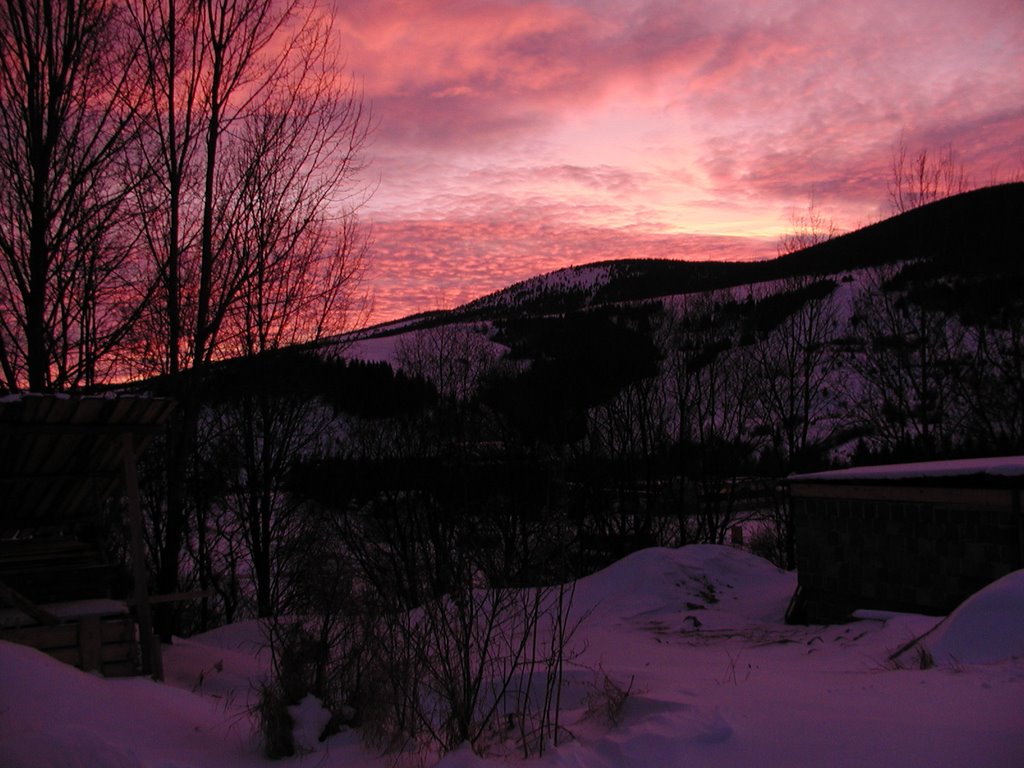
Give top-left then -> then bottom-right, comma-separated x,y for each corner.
396,323 -> 499,405
663,292 -> 760,545
761,198 -> 844,472
185,45 -> 370,624
776,195 -> 838,256
126,0 -> 309,378
748,278 -> 844,568
319,481 -> 578,757
845,265 -> 967,456
957,311 -> 1024,452
198,382 -> 336,619
752,278 -> 844,472
123,0 -> 371,636
0,0 -> 142,391
888,135 -> 971,214
585,370 -> 672,549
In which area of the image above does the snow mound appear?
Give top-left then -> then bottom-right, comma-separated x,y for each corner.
163,619 -> 269,696
922,569 -> 1024,665
616,696 -> 733,746
435,742 -> 489,768
0,639 -> 258,766
4,727 -> 143,768
184,618 -> 266,652
288,695 -> 332,753
572,545 -> 793,626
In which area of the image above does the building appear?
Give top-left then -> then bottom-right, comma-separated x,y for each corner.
786,457 -> 1024,624
0,393 -> 173,677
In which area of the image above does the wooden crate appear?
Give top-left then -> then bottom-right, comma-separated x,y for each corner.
0,539 -> 112,603
0,615 -> 139,677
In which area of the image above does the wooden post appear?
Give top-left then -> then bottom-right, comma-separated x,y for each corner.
122,432 -> 163,681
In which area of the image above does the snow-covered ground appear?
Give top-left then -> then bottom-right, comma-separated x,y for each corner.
337,332 -> 407,365
2,546 -> 1022,767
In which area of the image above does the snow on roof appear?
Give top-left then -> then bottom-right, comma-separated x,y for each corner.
789,456 -> 1024,483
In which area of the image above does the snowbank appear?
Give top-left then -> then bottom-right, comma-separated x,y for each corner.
921,569 -> 1024,665
0,639 -> 260,768
2,546 -> 1023,767
572,545 -> 794,628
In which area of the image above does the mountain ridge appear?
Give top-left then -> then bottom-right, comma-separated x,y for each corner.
352,182 -> 1023,335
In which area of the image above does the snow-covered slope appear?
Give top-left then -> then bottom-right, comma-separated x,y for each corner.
3,546 -> 1022,767
461,263 -> 618,315
898,569 -> 1024,666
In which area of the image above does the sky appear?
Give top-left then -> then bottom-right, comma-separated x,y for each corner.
328,0 -> 1024,324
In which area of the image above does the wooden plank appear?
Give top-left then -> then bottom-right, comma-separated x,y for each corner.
100,618 -> 135,643
124,432 -> 162,681
50,642 -> 137,669
5,636 -> 137,673
0,470 -> 120,485
98,641 -> 137,664
0,540 -> 95,557
101,660 -> 140,678
0,622 -> 79,649
0,420 -> 169,437
127,590 -> 215,607
0,617 -> 134,647
48,646 -> 83,666
790,483 -> 1013,508
1016,489 -> 1023,568
78,615 -> 102,671
0,562 -> 112,604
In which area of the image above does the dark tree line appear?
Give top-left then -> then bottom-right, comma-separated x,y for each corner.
164,227 -> 1024,634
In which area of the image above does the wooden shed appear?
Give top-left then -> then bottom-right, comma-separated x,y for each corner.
0,394 -> 174,677
786,457 -> 1024,624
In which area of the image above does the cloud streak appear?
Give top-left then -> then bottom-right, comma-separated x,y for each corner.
366,214 -> 773,322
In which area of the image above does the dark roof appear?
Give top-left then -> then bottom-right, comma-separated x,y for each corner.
0,394 -> 174,528
789,456 -> 1024,486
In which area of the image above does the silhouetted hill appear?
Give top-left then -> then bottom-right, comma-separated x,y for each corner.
447,182 -> 1023,321
779,182 -> 1023,275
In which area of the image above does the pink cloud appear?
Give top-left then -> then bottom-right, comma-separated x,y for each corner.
327,0 -> 1024,320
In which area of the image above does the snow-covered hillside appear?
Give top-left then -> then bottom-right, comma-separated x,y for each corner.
335,265 -> 869,372
461,263 -> 618,315
3,546 -> 1022,767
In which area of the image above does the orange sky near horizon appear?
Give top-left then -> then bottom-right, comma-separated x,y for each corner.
328,0 -> 1024,325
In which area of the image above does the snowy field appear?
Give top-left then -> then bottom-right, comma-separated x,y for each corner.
2,545 -> 1022,767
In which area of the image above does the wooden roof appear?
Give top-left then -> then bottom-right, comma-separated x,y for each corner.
0,394 -> 175,528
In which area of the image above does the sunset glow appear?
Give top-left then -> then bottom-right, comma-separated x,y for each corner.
331,0 -> 1024,323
